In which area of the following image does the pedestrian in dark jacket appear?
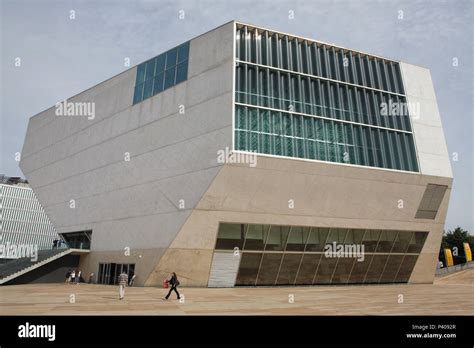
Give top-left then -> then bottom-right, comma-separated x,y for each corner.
163,272 -> 180,300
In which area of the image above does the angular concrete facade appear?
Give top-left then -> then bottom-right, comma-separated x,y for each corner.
20,21 -> 452,287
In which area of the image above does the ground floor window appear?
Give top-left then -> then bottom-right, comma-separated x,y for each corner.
214,223 -> 427,286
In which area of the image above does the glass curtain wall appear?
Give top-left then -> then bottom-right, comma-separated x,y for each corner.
234,24 -> 418,172
215,222 -> 427,286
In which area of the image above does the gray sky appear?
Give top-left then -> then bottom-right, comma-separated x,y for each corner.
1,0 -> 472,232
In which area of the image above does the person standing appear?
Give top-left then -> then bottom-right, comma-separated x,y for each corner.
76,270 -> 81,285
163,272 -> 180,300
88,272 -> 94,284
65,269 -> 71,284
70,269 -> 76,284
118,270 -> 129,300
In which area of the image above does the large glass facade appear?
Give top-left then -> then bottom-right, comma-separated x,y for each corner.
234,24 -> 419,172
216,223 -> 427,286
133,41 -> 190,104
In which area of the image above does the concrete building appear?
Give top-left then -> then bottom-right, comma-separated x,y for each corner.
19,21 -> 452,287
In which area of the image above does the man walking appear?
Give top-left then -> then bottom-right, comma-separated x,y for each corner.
118,270 -> 129,300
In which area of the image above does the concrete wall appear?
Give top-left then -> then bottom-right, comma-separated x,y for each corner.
20,22 -> 235,286
400,63 -> 452,178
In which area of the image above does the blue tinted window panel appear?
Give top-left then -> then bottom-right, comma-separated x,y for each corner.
136,64 -> 146,84
176,62 -> 188,84
164,67 -> 176,90
155,55 -> 166,74
166,48 -> 178,69
177,42 -> 190,63
133,83 -> 144,104
143,78 -> 154,99
153,73 -> 164,95
145,59 -> 156,80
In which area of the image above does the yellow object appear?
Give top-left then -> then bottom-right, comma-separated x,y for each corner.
444,248 -> 454,267
463,243 -> 472,262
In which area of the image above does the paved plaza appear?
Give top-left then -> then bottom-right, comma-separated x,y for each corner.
1,269 -> 472,315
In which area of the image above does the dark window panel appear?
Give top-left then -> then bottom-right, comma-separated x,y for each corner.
312,43 -> 322,77
163,67 -> 176,90
235,252 -> 263,286
265,225 -> 290,251
347,254 -> 373,283
142,78 -> 153,99
239,27 -> 247,61
301,41 -> 310,74
380,255 -> 405,283
371,58 -> 381,90
388,63 -> 400,94
165,48 -> 177,69
376,230 -> 398,253
250,29 -> 257,63
328,47 -> 338,80
344,229 -> 365,245
406,135 -> 419,171
364,127 -> 375,167
243,224 -> 270,250
306,227 -> 330,252
406,232 -> 428,254
256,253 -> 283,285
136,64 -> 146,84
363,56 -> 374,88
348,52 -> 357,85
331,257 -> 356,284
355,54 -> 365,86
344,124 -> 357,164
261,31 -> 268,66
286,226 -> 310,251
362,229 -> 381,253
215,223 -> 245,250
175,62 -> 188,84
281,36 -> 289,70
378,59 -> 388,91
391,132 -> 402,170
364,254 -> 389,283
177,42 -> 189,63
338,50 -> 348,83
133,83 -> 144,104
295,254 -> 321,285
145,59 -> 156,81
290,39 -> 300,72
152,73 -> 164,95
326,228 -> 348,245
394,63 -> 405,94
392,231 -> 414,253
372,128 -> 384,168
394,255 -> 419,282
359,88 -> 370,124
270,33 -> 279,68
313,256 -> 338,284
319,45 -> 328,78
381,129 -> 394,169
276,254 -> 304,285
